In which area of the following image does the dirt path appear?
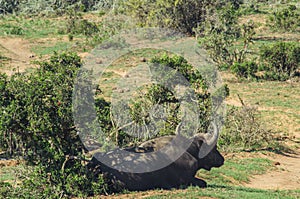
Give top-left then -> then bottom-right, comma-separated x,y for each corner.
244,149 -> 300,190
0,37 -> 36,75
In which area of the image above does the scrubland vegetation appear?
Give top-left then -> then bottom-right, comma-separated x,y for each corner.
0,0 -> 299,198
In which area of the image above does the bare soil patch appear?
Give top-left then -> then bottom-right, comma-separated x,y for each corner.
0,37 -> 36,75
0,159 -> 20,168
244,149 -> 300,190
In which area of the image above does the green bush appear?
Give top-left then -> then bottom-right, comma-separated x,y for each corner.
1,0 -> 111,16
9,26 -> 24,35
260,42 -> 300,80
119,0 -> 236,34
197,3 -> 256,67
66,8 -> 99,36
126,54 -> 213,139
268,5 -> 300,32
0,0 -> 19,14
230,61 -> 258,79
0,52 -> 109,197
94,53 -> 218,147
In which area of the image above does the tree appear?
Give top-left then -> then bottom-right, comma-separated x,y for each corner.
0,52 -> 107,197
197,3 -> 256,68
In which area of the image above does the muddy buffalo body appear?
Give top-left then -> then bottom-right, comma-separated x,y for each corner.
88,132 -> 224,191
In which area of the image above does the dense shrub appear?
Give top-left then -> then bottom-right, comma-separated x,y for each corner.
268,5 -> 300,32
197,3 -> 256,67
260,42 -> 300,80
66,8 -> 99,36
119,0 -> 243,35
0,0 -> 19,14
0,0 -> 113,16
230,61 -> 258,79
0,52 -> 108,197
94,54 -> 218,147
149,54 -> 213,133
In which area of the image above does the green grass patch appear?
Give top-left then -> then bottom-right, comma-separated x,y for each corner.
0,165 -> 23,182
0,55 -> 10,61
97,49 -> 170,99
197,157 -> 272,185
227,80 -> 300,107
0,54 -> 11,68
31,41 -> 71,56
144,186 -> 300,199
226,80 -> 300,136
0,16 -> 66,39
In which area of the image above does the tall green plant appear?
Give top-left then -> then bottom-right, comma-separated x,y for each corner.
0,52 -> 108,197
268,5 -> 300,32
260,42 -> 300,80
119,0 -> 229,34
197,3 -> 256,68
126,54 -> 212,140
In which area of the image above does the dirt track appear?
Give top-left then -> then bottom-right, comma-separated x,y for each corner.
0,37 -> 35,75
245,149 -> 300,190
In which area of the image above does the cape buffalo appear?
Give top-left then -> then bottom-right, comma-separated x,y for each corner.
88,125 -> 224,191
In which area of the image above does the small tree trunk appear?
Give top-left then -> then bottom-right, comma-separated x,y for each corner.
9,130 -> 13,156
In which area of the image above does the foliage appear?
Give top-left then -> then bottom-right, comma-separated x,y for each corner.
94,53 -> 216,147
197,3 -> 256,68
0,0 -> 113,16
260,42 -> 300,80
230,61 -> 258,79
239,2 -> 262,15
0,0 -> 19,14
0,23 -> 24,36
126,54 -> 212,141
268,5 -> 300,32
219,103 -> 285,152
66,7 -> 99,36
0,52 -> 108,197
118,0 -> 237,34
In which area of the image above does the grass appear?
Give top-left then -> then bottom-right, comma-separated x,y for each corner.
96,49 -> 170,100
197,157 -> 272,185
31,41 -> 71,56
229,81 -> 300,110
0,16 -> 66,38
143,186 -> 300,199
0,156 -> 283,199
225,80 -> 300,136
0,54 -> 11,68
0,164 -> 22,182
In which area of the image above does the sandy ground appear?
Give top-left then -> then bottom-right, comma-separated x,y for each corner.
245,149 -> 300,190
0,37 -> 36,75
